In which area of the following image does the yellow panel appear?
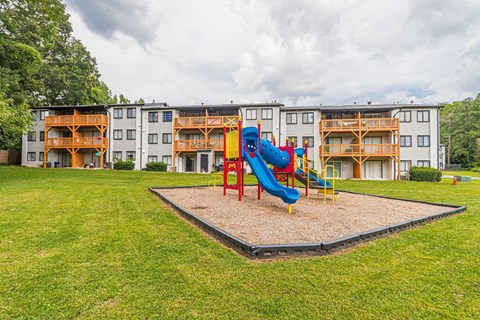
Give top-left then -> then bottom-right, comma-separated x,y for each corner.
226,130 -> 239,159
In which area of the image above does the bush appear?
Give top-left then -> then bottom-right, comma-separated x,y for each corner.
471,167 -> 480,173
145,161 -> 167,172
409,166 -> 442,182
113,160 -> 134,170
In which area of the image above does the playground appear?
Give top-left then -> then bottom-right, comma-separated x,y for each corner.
152,119 -> 465,257
156,186 -> 450,245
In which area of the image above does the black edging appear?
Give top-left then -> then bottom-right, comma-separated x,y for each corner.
149,186 -> 466,259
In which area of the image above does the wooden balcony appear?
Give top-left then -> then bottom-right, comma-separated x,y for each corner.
174,116 -> 239,129
45,115 -> 108,127
321,118 -> 399,132
174,139 -> 223,152
321,143 -> 399,156
45,137 -> 109,149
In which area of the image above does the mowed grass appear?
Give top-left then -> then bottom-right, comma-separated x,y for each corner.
0,167 -> 479,319
442,170 -> 480,177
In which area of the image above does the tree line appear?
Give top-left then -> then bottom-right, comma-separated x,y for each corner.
0,0 -> 136,149
440,94 -> 480,169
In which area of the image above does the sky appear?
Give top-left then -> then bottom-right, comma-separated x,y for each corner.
64,0 -> 480,106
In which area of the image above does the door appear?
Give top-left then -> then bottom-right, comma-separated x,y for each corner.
91,152 -> 100,167
200,154 -> 209,172
363,137 -> 382,154
363,160 -> 383,179
185,156 -> 195,172
62,152 -> 72,167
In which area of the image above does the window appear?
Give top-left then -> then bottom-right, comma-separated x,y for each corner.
127,108 -> 136,118
27,131 -> 36,141
148,133 -> 158,144
246,109 -> 257,120
261,108 -> 273,120
417,135 -> 430,147
162,111 -> 172,122
325,161 -> 342,178
400,135 -> 412,147
287,136 -> 298,148
39,152 -> 44,162
40,111 -> 46,120
399,111 -> 411,122
417,110 -> 430,122
40,131 -> 45,141
32,111 -> 37,121
148,112 -> 158,122
148,155 -> 158,163
162,133 -> 172,144
113,130 -> 123,140
113,151 -> 122,161
127,129 -> 136,140
302,136 -> 314,148
162,155 -> 172,166
400,160 -> 412,172
113,108 -> 123,119
126,151 -> 136,160
302,112 -> 314,124
417,160 -> 430,167
286,113 -> 297,124
261,132 -> 273,142
27,152 -> 36,161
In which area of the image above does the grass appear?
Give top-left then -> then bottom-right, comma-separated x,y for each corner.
1,166 -> 480,319
442,170 -> 480,177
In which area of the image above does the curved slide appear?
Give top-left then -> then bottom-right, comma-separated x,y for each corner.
242,127 -> 300,204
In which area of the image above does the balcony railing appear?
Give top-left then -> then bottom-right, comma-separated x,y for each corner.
321,143 -> 399,156
174,116 -> 239,128
174,139 -> 223,151
45,137 -> 109,148
45,115 -> 108,127
321,118 -> 399,131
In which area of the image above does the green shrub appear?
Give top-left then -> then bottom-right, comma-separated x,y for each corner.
409,166 -> 442,182
113,160 -> 134,170
145,161 -> 167,172
471,167 -> 480,173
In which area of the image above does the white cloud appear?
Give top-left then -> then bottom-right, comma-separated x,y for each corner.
65,0 -> 480,105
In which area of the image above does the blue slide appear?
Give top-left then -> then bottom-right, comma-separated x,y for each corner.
242,127 -> 300,204
294,148 -> 332,188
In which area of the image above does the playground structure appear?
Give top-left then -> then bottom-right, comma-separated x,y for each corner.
221,119 -> 339,213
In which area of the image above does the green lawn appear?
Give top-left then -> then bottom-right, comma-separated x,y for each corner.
442,170 -> 480,178
1,166 -> 479,319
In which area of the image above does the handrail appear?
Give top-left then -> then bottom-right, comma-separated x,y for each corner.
321,143 -> 398,156
174,115 -> 239,128
45,115 -> 108,126
45,137 -> 109,148
321,118 -> 399,131
174,139 -> 223,150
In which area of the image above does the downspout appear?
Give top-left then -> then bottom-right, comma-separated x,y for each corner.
104,105 -> 111,163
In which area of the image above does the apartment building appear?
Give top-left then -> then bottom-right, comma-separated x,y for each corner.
22,102 -> 441,180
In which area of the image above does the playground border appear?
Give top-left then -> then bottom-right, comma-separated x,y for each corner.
148,186 -> 466,259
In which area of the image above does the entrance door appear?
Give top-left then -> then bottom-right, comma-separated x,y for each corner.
185,156 -> 195,172
62,152 -> 72,167
91,152 -> 100,167
200,154 -> 209,172
363,160 -> 382,179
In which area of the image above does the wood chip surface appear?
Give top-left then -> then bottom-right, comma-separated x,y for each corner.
156,186 -> 449,245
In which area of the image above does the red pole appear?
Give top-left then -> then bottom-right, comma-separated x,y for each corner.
223,124 -> 227,196
238,118 -> 242,201
257,120 -> 261,200
292,138 -> 295,188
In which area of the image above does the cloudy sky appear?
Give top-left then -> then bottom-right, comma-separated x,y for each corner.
64,0 -> 480,106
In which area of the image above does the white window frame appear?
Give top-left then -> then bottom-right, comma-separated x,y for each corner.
399,111 -> 411,123
417,110 -> 430,122
162,155 -> 172,166
286,113 -> 297,124
302,112 -> 314,124
246,109 -> 257,120
113,130 -> 123,140
261,108 -> 273,120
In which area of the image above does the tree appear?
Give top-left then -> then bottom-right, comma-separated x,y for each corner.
441,94 -> 480,167
0,94 -> 32,149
